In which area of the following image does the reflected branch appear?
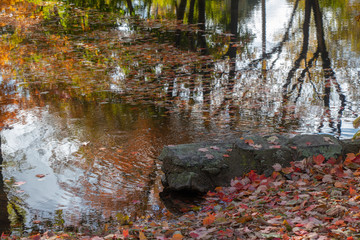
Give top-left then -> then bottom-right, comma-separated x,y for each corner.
248,0 -> 300,69
282,0 -> 311,96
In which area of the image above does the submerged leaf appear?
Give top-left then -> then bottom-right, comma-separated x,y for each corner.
352,130 -> 360,140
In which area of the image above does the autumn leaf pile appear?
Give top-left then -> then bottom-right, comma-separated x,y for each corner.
123,152 -> 360,240
4,152 -> 360,240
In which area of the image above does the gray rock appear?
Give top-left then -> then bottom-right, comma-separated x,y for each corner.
288,134 -> 342,160
159,134 -> 359,193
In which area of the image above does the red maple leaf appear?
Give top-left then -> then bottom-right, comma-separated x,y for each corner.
313,154 -> 325,165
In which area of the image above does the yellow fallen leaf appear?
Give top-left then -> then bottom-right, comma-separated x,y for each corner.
172,232 -> 183,240
203,213 -> 216,226
139,232 -> 147,240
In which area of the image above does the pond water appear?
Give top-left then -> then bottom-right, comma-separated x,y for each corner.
0,0 -> 359,234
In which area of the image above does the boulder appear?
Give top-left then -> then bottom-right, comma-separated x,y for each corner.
160,134 -> 358,193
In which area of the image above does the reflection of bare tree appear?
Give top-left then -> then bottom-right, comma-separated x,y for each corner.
281,0 -> 346,136
249,0 -> 300,69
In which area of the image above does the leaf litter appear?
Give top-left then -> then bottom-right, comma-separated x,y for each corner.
4,152 -> 360,239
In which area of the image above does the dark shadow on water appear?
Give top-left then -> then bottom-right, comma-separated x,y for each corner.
159,189 -> 205,215
0,136 -> 10,234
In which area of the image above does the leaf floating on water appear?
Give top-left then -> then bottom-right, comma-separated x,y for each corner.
35,174 -> 45,178
14,181 -> 26,186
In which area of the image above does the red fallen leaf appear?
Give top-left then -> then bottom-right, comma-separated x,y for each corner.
35,174 -> 45,178
305,204 -> 317,211
210,146 -> 220,150
353,154 -> 360,164
290,146 -> 297,150
330,165 -> 345,178
313,154 -> 325,165
334,181 -> 346,188
223,154 -> 230,158
226,149 -> 233,152
30,234 -> 41,240
123,229 -> 129,238
207,191 -> 217,197
306,142 -> 312,146
344,153 -> 357,165
238,203 -> 249,209
349,187 -> 357,196
244,139 -> 254,145
327,157 -> 337,164
282,233 -> 290,240
247,170 -> 258,182
217,229 -> 233,238
334,220 -> 345,226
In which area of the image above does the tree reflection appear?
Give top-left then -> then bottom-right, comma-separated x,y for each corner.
282,0 -> 346,136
